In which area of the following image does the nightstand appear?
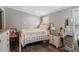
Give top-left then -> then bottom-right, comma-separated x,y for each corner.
10,32 -> 19,52
49,34 -> 61,48
10,34 -> 19,41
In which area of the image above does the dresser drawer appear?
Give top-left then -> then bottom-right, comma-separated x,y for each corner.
0,30 -> 10,52
0,39 -> 1,49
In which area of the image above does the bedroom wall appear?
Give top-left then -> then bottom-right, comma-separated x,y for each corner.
4,7 -> 40,30
45,7 -> 72,33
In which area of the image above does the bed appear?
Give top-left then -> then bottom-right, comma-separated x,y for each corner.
20,24 -> 49,47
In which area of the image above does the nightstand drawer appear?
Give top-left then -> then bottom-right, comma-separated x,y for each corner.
49,35 -> 61,48
49,35 -> 54,44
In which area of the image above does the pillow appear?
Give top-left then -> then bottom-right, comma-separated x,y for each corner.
41,23 -> 49,25
39,24 -> 49,29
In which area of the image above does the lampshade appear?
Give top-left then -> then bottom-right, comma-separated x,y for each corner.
51,27 -> 55,30
71,18 -> 74,22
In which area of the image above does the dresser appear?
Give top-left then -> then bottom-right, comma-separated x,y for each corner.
0,30 -> 10,52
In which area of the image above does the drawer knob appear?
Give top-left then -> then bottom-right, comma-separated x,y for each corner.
7,39 -> 9,41
7,44 -> 9,47
7,33 -> 8,35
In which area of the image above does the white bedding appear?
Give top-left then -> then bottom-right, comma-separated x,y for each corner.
20,28 -> 49,47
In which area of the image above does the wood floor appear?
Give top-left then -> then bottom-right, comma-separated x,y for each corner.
22,41 -> 66,52
10,35 -> 79,52
10,41 -> 66,52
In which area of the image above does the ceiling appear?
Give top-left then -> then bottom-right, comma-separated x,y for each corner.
6,6 -> 70,16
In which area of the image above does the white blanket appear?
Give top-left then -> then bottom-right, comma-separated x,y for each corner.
20,28 -> 49,47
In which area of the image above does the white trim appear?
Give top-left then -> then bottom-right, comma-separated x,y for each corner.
0,7 -> 6,29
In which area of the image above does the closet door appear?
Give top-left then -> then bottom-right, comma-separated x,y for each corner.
72,8 -> 79,51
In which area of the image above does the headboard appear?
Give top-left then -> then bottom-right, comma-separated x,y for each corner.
39,16 -> 49,29
39,23 -> 49,29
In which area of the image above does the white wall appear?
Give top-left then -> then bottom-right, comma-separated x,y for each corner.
2,7 -> 74,32
42,16 -> 49,24
47,8 -> 72,33
4,7 -> 40,30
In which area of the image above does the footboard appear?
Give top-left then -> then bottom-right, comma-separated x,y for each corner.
20,29 -> 49,47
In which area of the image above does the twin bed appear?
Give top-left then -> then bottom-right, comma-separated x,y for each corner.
20,28 -> 49,47
19,23 -> 50,51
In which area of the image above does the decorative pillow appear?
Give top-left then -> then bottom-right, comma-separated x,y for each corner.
39,24 -> 49,29
41,23 -> 49,25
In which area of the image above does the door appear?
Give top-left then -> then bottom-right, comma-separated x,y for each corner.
72,8 -> 79,51
0,12 -> 2,29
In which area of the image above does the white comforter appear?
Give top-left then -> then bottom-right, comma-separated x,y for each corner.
20,29 -> 49,47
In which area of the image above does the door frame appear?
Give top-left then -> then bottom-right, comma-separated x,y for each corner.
0,8 -> 5,29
